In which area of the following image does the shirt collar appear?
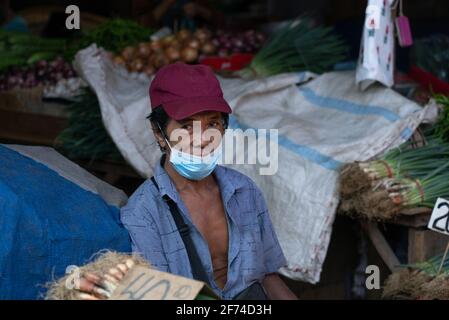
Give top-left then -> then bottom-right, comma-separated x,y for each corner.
153,155 -> 181,202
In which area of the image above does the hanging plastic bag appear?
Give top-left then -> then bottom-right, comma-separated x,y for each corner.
356,0 -> 397,90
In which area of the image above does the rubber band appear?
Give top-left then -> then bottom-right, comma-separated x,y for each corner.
379,160 -> 394,178
414,179 -> 425,202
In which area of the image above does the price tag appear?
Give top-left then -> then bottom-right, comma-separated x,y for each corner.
428,197 -> 449,235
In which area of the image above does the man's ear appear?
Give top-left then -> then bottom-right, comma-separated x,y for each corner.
150,122 -> 167,149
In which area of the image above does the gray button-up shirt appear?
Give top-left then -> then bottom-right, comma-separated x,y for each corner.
120,158 -> 287,299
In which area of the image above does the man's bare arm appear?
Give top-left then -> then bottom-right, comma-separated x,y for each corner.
262,273 -> 298,300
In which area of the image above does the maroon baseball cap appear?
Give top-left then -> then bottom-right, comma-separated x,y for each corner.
149,62 -> 232,120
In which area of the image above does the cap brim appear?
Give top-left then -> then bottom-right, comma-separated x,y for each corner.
162,96 -> 232,120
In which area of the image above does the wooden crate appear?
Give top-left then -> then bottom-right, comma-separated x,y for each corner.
0,86 -> 68,145
0,97 -> 143,193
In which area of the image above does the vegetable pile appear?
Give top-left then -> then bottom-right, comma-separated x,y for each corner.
0,30 -> 89,98
112,28 -> 266,76
238,17 -> 348,78
211,29 -> 265,57
339,132 -> 449,220
112,28 -> 218,76
65,19 -> 154,60
0,56 -> 77,92
0,30 -> 68,72
54,19 -> 155,161
383,253 -> 449,300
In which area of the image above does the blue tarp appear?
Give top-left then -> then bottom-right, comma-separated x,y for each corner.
0,145 -> 131,299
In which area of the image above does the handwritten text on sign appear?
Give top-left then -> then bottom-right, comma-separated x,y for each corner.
428,198 -> 449,235
109,266 -> 207,300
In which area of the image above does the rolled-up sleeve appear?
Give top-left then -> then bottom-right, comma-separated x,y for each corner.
120,200 -> 169,273
254,187 -> 288,274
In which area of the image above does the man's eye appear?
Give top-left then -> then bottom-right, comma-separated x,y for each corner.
209,121 -> 220,128
182,124 -> 193,130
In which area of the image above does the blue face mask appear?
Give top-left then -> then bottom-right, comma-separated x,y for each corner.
164,137 -> 222,181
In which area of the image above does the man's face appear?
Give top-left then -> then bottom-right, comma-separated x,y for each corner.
165,111 -> 225,157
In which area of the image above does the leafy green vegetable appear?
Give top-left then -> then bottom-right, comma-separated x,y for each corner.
55,88 -> 123,162
403,252 -> 449,277
65,19 -> 154,60
0,30 -> 67,71
434,94 -> 449,142
239,17 -> 348,78
353,133 -> 449,208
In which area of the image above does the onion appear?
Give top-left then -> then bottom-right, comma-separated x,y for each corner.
137,42 -> 151,58
218,35 -> 228,45
232,47 -> 242,54
194,28 -> 210,42
162,35 -> 175,47
113,55 -> 126,65
54,56 -> 64,63
177,29 -> 192,41
169,39 -> 182,50
144,65 -> 155,76
232,38 -> 244,48
36,60 -> 48,69
8,76 -> 18,85
212,38 -> 220,47
256,32 -> 266,43
223,41 -> 232,49
105,51 -> 115,60
217,48 -> 228,57
201,42 -> 216,55
165,47 -> 181,62
187,38 -> 200,50
181,47 -> 198,63
152,54 -> 169,69
64,69 -> 76,78
245,29 -> 255,37
149,40 -> 162,52
130,58 -> 144,72
122,46 -> 136,61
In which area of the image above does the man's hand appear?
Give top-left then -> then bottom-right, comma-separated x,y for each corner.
76,259 -> 135,300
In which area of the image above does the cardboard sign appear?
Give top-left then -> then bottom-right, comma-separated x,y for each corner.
428,197 -> 449,235
109,266 -> 219,300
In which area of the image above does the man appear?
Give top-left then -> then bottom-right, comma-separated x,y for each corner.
78,63 -> 297,300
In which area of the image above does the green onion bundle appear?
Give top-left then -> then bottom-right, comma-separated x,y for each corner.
406,253 -> 449,277
55,88 -> 123,162
358,135 -> 449,180
434,94 -> 449,142
339,133 -> 449,219
385,162 -> 449,207
383,253 -> 449,300
238,17 -> 348,78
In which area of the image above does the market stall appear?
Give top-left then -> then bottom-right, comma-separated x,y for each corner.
1,0 -> 449,300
